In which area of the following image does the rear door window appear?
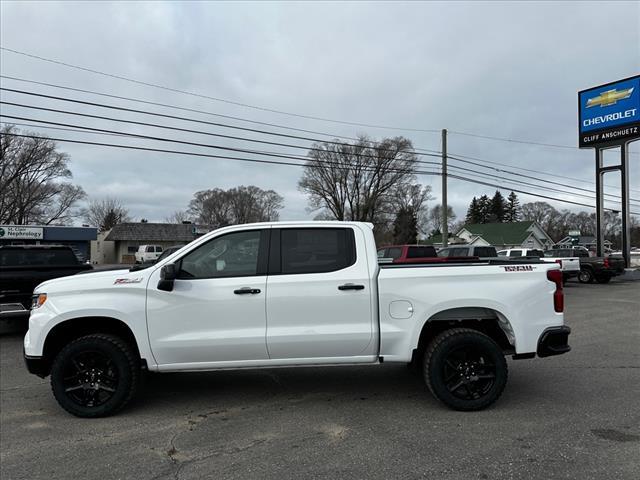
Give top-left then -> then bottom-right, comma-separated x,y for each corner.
386,247 -> 402,260
280,228 -> 356,274
407,246 -> 436,258
509,250 -> 523,257
475,247 -> 497,257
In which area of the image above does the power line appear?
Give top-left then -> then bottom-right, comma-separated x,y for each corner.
0,74 -> 382,144
4,96 -> 638,205
4,86 -> 636,203
0,114 -> 444,172
450,129 -> 640,156
0,86 -> 442,159
447,154 -> 640,203
3,131 -> 637,215
0,101 -> 440,165
446,163 -> 640,208
0,47 -> 441,133
448,150 -> 640,195
5,77 -> 634,197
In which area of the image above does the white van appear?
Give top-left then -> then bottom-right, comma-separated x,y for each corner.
134,245 -> 163,264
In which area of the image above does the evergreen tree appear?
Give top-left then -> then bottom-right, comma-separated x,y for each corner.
505,191 -> 521,222
477,195 -> 491,223
466,197 -> 482,224
488,190 -> 506,223
392,207 -> 418,244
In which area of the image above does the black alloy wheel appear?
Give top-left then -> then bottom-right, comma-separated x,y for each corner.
424,328 -> 508,411
61,350 -> 119,408
51,334 -> 139,417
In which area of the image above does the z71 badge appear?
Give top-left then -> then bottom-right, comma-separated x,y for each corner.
502,265 -> 535,272
114,278 -> 143,285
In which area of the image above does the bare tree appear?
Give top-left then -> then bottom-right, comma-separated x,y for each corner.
82,198 -> 130,232
187,186 -> 284,228
427,205 -> 457,235
298,135 -> 418,226
164,210 -> 191,224
0,125 -> 85,225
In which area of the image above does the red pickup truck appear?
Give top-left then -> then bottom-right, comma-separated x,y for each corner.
377,245 -> 478,264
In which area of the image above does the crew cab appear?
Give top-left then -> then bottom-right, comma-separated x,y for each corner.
0,245 -> 92,321
134,245 -> 163,264
24,222 -> 570,417
498,248 -> 580,282
545,247 -> 625,284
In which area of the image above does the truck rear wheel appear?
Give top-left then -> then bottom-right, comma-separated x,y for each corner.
578,268 -> 594,284
424,328 -> 507,411
50,334 -> 140,418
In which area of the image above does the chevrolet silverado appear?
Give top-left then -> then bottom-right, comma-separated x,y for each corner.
23,222 -> 570,417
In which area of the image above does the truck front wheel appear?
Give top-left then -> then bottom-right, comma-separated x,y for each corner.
424,328 -> 508,411
50,334 -> 140,417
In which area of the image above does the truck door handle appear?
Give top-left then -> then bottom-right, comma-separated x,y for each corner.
338,283 -> 365,291
234,288 -> 261,295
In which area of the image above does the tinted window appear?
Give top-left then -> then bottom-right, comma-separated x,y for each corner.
386,247 -> 402,260
145,246 -> 154,253
475,247 -> 497,257
179,230 -> 260,279
281,228 -> 355,274
529,249 -> 544,258
407,246 -> 436,258
497,251 -> 507,257
155,246 -> 163,253
0,248 -> 78,267
509,250 -> 523,257
446,247 -> 469,257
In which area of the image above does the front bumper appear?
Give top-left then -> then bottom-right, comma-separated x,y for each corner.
537,326 -> 571,357
23,348 -> 47,378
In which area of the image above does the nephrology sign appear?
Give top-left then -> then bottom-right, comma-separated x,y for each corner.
578,75 -> 640,148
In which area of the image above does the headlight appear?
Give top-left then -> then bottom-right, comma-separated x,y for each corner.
31,293 -> 47,309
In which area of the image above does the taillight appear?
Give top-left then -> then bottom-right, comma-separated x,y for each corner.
547,268 -> 564,313
603,257 -> 610,268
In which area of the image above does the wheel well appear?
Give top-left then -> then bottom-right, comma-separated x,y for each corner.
412,308 -> 514,363
41,317 -> 142,375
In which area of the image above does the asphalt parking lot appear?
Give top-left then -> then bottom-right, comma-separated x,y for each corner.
1,278 -> 639,480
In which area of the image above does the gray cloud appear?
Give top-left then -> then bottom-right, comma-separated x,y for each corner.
1,0 -> 638,223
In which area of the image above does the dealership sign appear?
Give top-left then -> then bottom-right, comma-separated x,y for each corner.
578,75 -> 640,148
0,225 -> 44,240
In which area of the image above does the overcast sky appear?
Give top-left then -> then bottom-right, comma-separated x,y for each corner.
1,1 -> 639,224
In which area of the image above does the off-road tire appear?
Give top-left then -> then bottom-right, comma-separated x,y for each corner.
51,334 -> 140,418
424,328 -> 508,411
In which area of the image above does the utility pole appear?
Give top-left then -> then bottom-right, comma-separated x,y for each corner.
441,129 -> 448,248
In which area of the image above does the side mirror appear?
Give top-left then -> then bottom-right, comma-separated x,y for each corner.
158,263 -> 178,291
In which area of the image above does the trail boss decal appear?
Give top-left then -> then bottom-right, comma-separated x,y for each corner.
502,265 -> 535,272
114,278 -> 143,285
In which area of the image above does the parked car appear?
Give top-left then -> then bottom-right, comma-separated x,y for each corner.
134,245 -> 163,264
0,245 -> 92,321
130,245 -> 186,271
545,247 -> 625,284
498,248 -> 580,282
24,221 -> 570,417
377,245 -> 437,263
438,245 -> 498,259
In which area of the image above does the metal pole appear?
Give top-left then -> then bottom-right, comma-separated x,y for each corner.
621,142 -> 631,268
595,148 -> 604,257
441,129 -> 448,248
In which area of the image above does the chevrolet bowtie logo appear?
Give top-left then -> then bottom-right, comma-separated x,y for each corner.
586,88 -> 634,108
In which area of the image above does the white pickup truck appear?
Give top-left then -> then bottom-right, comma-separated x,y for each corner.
24,222 -> 571,417
497,248 -> 580,282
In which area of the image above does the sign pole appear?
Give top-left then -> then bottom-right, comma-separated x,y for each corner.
595,148 -> 604,257
621,142 -> 631,268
